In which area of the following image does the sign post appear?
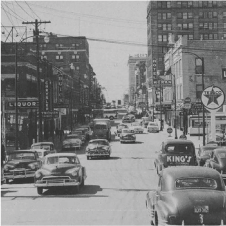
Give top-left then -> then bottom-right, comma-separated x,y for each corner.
201,86 -> 225,143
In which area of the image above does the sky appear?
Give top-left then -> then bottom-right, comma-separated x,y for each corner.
1,1 -> 148,102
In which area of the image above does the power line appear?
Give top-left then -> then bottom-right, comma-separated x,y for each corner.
24,1 -> 41,20
15,1 -> 36,20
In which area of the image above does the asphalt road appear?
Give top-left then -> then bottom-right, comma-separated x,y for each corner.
1,120 -> 171,225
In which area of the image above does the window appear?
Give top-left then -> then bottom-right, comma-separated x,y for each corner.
56,44 -> 59,47
178,23 -> 182,30
203,1 -> 208,7
188,1 -> 193,7
199,12 -> 204,18
60,44 -> 63,47
163,35 -> 168,41
72,55 -> 75,59
213,1 -> 217,7
188,34 -> 194,40
213,23 -> 218,29
177,1 -> 182,8
72,44 -> 75,47
199,1 -> 203,7
224,23 -> 226,29
158,35 -> 163,42
213,12 -> 218,18
76,66 -> 79,70
158,24 -> 163,30
183,12 -> 188,19
56,55 -> 63,60
76,55 -> 79,59
224,34 -> 226,39
213,33 -> 218,39
163,24 -> 167,30
222,68 -> 226,79
183,24 -> 188,30
209,23 -> 213,30
204,34 -> 209,40
209,34 -> 213,39
188,23 -> 193,29
182,1 -> 188,8
204,23 -> 208,29
167,1 -> 171,8
158,13 -> 162,20
188,12 -> 193,18
162,13 -> 166,19
208,1 -> 213,7
167,13 -> 171,19
199,23 -> 204,30
223,12 -> 226,18
208,12 -> 213,18
177,12 -> 182,19
200,34 -> 203,40
196,84 -> 203,98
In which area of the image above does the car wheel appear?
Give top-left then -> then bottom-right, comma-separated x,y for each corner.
37,187 -> 43,195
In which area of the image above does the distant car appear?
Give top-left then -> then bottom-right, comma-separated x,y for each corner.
146,166 -> 226,225
196,144 -> 219,166
65,133 -> 84,144
34,149 -> 51,162
78,125 -> 93,139
75,128 -> 90,141
208,129 -> 226,146
147,122 -> 159,133
154,139 -> 197,175
130,122 -> 144,134
31,142 -> 56,154
122,116 -> 132,123
116,124 -> 129,136
127,114 -> 135,122
61,138 -> 82,153
120,128 -> 136,143
34,153 -> 87,195
4,150 -> 42,183
86,139 -> 111,160
204,147 -> 226,182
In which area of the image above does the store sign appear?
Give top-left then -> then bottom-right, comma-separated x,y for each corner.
153,79 -> 172,87
152,59 -> 157,79
42,111 -> 59,118
8,101 -> 39,108
44,79 -> 50,111
58,73 -> 63,103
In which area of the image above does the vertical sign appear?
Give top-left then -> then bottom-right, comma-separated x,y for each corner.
58,73 -> 63,103
152,58 -> 157,79
44,79 -> 50,111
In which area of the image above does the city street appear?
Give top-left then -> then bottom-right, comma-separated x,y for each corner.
1,120 -> 170,225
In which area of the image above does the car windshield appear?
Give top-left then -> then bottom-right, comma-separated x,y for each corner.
94,124 -> 107,130
8,152 -> 36,160
166,144 -> 195,154
122,129 -> 131,133
72,131 -> 82,135
175,178 -> 218,190
46,156 -> 78,164
218,152 -> 226,158
66,135 -> 80,139
148,122 -> 157,126
89,140 -> 108,145
32,144 -> 52,150
37,152 -> 44,157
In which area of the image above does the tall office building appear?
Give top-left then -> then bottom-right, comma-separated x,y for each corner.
147,1 -> 226,79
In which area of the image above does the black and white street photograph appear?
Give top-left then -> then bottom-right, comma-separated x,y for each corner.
1,1 -> 226,225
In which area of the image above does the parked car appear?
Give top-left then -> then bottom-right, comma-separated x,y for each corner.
75,128 -> 90,141
116,124 -> 129,136
31,142 -> 56,154
129,122 -> 144,134
4,150 -> 41,183
154,139 -> 197,175
34,149 -> 51,162
196,143 -> 219,166
122,116 -> 132,123
86,139 -> 111,160
127,114 -> 136,122
204,147 -> 226,182
120,128 -> 136,143
146,166 -> 226,225
34,153 -> 87,195
147,122 -> 159,133
78,125 -> 93,139
61,138 -> 82,153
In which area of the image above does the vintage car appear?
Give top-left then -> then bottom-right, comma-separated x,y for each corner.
31,142 -> 57,154
154,139 -> 197,175
196,144 -> 219,166
4,150 -> 41,183
78,125 -> 93,139
204,147 -> 226,182
146,166 -> 226,225
129,122 -> 144,134
65,133 -> 84,144
75,128 -> 90,141
122,116 -> 132,123
33,149 -> 51,163
127,114 -> 136,122
34,153 -> 87,195
86,139 -> 111,160
61,138 -> 82,153
147,122 -> 159,133
120,128 -> 136,143
116,123 -> 129,136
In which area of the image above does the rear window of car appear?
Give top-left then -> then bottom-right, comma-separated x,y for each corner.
94,124 -> 107,130
122,129 -> 131,133
165,144 -> 195,154
175,178 -> 218,190
89,140 -> 108,145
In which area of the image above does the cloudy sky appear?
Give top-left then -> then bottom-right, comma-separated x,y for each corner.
1,1 -> 148,102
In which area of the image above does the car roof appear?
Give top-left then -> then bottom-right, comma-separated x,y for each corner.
31,148 -> 48,152
214,148 -> 226,153
89,139 -> 108,142
46,153 -> 77,157
162,166 -> 221,181
31,142 -> 53,146
163,139 -> 194,145
8,149 -> 38,154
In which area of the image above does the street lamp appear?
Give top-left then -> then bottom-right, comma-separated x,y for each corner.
184,52 -> 205,146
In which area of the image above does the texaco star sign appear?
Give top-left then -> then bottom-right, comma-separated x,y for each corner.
201,85 -> 225,110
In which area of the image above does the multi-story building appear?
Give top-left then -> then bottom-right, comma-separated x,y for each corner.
163,36 -> 226,129
127,54 -> 147,107
147,1 -> 226,78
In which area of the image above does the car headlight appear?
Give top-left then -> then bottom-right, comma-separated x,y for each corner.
66,168 -> 79,177
28,163 -> 36,170
132,134 -> 136,138
35,171 -> 42,178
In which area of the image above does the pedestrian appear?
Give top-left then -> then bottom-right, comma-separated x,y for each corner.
59,129 -> 64,141
55,128 -> 59,138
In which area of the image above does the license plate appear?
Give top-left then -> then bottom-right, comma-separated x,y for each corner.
194,205 -> 209,213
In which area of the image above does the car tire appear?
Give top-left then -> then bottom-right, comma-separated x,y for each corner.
37,187 -> 43,195
154,211 -> 158,226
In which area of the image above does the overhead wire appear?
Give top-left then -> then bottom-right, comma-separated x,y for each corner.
24,1 -> 41,20
15,1 -> 36,20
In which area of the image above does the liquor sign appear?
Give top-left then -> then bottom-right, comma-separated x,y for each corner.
44,79 -> 51,111
42,111 -> 59,118
152,58 -> 157,78
7,101 -> 39,109
58,73 -> 63,103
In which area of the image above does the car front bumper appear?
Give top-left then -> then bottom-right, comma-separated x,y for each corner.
120,139 -> 136,142
4,169 -> 36,179
35,179 -> 80,187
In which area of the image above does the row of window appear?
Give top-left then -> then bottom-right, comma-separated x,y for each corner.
200,33 -> 219,40
158,11 -> 225,21
157,1 -> 219,9
158,24 -> 172,31
41,55 -> 80,60
178,23 -> 194,30
39,43 -> 82,48
199,23 -> 218,30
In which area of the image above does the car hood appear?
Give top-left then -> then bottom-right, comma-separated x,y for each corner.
121,133 -> 135,136
163,190 -> 225,215
41,164 -> 78,174
6,159 -> 36,168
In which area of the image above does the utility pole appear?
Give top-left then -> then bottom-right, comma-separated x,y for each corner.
22,19 -> 51,142
15,42 -> 18,149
